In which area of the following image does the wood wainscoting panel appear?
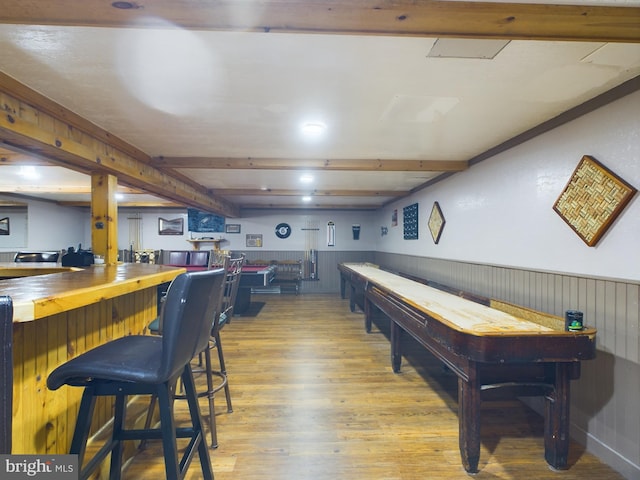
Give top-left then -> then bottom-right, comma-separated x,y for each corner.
11,287 -> 156,454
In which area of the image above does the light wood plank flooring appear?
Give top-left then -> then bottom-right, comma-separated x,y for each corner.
123,294 -> 624,479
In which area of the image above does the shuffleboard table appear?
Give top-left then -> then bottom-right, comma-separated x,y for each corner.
338,262 -> 597,473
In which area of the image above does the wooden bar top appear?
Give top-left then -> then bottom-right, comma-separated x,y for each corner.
0,262 -> 185,323
340,263 -> 595,337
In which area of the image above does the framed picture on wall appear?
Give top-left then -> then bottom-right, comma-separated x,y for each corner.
246,234 -> 263,247
158,217 -> 184,235
428,202 -> 445,244
226,224 -> 241,234
0,217 -> 8,235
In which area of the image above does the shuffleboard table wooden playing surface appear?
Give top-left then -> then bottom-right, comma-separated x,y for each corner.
338,262 -> 597,474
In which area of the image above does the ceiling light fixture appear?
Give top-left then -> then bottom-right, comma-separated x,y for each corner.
301,122 -> 327,136
302,196 -> 312,202
111,1 -> 139,9
300,174 -> 314,184
17,166 -> 40,179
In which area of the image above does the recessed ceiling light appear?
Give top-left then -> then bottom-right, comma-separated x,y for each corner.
301,122 -> 327,136
302,196 -> 312,202
111,1 -> 139,9
300,174 -> 314,184
17,166 -> 40,179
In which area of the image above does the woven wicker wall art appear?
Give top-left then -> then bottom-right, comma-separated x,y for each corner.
553,155 -> 636,246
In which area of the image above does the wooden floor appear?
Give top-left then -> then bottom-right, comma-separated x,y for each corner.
123,293 -> 623,480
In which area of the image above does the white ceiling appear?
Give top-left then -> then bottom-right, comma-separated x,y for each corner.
0,1 -> 639,212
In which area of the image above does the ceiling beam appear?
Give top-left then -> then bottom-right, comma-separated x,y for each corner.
58,201 -> 184,208
241,203 -> 379,210
152,157 -> 468,172
213,188 -> 407,197
0,72 -> 239,217
0,149 -> 52,165
0,1 -> 638,43
0,184 -> 144,194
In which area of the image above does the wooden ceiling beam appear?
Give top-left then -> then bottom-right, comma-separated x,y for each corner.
0,149 -> 52,165
241,203 -> 379,210
58,201 -> 184,208
213,188 -> 407,197
0,184 -> 143,194
153,157 -> 468,172
0,72 -> 239,217
0,1 -> 638,43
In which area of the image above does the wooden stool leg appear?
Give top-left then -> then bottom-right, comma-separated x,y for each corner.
182,364 -> 215,480
109,394 -> 126,480
214,331 -> 233,412
70,388 -> 97,472
139,394 -> 157,450
157,383 -> 181,480
203,343 -> 219,448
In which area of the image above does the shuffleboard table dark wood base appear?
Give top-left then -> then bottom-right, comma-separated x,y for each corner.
338,262 -> 596,474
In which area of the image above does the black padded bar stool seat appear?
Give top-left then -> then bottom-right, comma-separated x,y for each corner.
47,269 -> 226,480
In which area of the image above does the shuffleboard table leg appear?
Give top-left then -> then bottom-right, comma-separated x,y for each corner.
349,284 -> 356,312
458,372 -> 481,473
364,295 -> 373,333
390,320 -> 402,373
544,362 -> 571,469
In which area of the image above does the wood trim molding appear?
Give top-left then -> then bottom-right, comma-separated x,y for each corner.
152,157 -> 468,172
0,1 -> 638,43
213,188 -> 409,197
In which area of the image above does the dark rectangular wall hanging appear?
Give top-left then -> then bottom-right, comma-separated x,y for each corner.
187,208 -> 225,233
403,203 -> 419,240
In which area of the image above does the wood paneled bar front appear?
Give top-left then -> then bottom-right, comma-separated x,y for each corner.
338,262 -> 597,474
0,262 -> 184,455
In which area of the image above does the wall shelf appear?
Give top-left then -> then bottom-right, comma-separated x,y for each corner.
186,238 -> 226,250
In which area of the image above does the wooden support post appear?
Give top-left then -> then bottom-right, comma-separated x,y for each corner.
91,173 -> 118,265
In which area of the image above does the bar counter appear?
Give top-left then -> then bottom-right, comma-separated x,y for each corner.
0,262 -> 185,455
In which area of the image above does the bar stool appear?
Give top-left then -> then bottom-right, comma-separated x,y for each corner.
47,269 -> 226,480
200,253 -> 245,447
145,253 -> 245,449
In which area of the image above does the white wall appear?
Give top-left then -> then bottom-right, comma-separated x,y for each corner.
375,90 -> 640,282
0,195 -> 88,253
117,208 -> 377,253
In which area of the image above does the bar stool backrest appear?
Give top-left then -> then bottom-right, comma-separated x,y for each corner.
158,268 -> 225,382
188,250 -> 210,267
167,251 -> 189,265
222,254 -> 246,320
